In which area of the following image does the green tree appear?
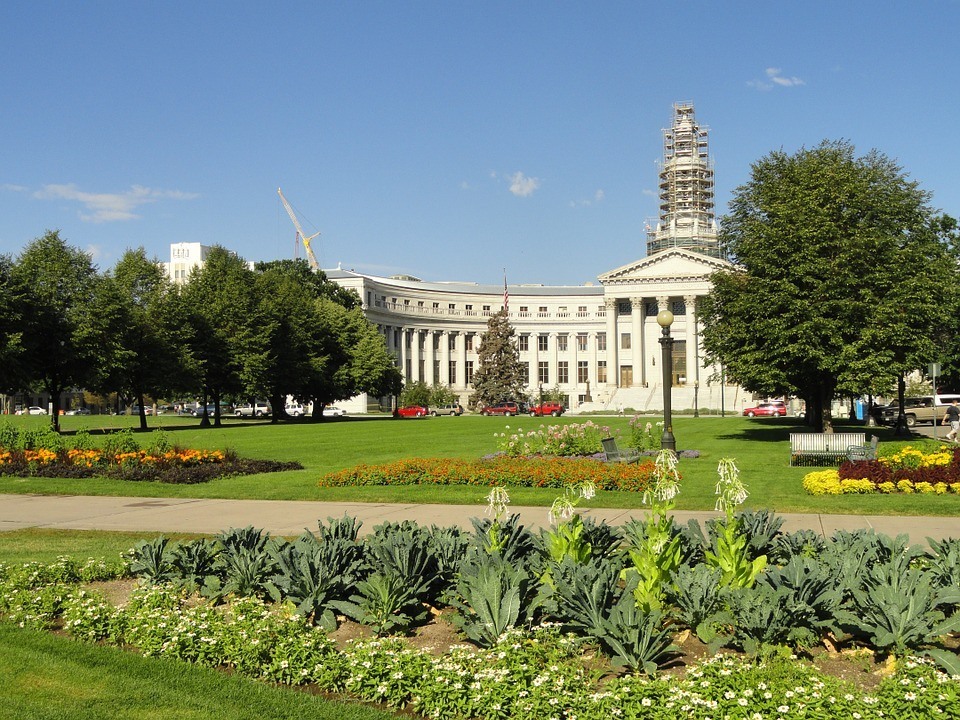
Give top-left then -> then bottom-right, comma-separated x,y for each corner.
0,256 -> 27,399
399,380 -> 431,408
700,141 -> 954,432
102,248 -> 183,430
12,231 -> 115,431
180,247 -> 260,426
469,309 -> 526,409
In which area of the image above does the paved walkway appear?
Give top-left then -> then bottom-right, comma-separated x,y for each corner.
2,494 -> 959,544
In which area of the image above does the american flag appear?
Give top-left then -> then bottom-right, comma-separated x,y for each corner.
503,271 -> 509,312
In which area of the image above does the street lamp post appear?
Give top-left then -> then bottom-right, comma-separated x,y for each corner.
694,380 -> 700,418
657,309 -> 676,452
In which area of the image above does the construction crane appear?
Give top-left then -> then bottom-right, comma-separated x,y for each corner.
277,187 -> 321,270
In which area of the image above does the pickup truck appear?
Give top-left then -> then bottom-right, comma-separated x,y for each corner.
880,394 -> 960,427
529,401 -> 564,417
235,402 -> 271,418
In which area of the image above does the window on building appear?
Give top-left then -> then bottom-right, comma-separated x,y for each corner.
538,306 -> 548,317
466,334 -> 474,351
597,361 -> 607,383
518,335 -> 529,352
449,360 -> 456,380
465,304 -> 473,311
618,301 -> 632,315
557,335 -> 568,352
538,361 -> 549,384
521,361 -> 529,383
621,332 -> 631,350
448,303 -> 456,311
482,304 -> 491,313
645,302 -> 659,316
597,332 -> 606,351
432,360 -> 440,383
465,361 -> 474,384
576,334 -> 588,352
558,306 -> 568,317
448,333 -> 456,350
432,302 -> 440,310
538,334 -> 548,352
558,361 -> 569,384
519,305 -> 529,315
433,333 -> 440,350
577,361 -> 589,383
672,299 -> 687,316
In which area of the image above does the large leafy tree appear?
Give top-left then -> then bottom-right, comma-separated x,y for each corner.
469,309 -> 526,409
0,256 -> 28,401
12,231 -> 116,431
700,141 -> 955,432
180,247 -> 261,426
101,248 -> 183,430
304,299 -> 401,416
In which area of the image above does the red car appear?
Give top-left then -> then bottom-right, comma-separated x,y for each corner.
480,401 -> 524,416
529,401 -> 564,417
395,405 -> 428,418
742,402 -> 787,418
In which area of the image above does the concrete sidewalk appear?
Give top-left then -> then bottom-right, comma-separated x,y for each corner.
2,494 -> 959,544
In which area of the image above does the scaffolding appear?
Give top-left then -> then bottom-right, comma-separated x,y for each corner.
645,102 -> 722,258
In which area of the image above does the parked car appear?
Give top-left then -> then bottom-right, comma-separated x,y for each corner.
322,406 -> 347,417
235,402 -> 271,418
131,405 -> 154,416
879,394 -> 960,427
480,401 -> 525,416
742,402 -> 786,417
193,404 -> 223,417
20,406 -> 47,415
430,403 -> 463,416
529,401 -> 564,417
285,403 -> 305,417
66,407 -> 91,415
396,405 -> 428,418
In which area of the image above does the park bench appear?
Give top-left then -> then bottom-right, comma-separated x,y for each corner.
601,437 -> 641,464
789,432 -> 865,467
846,435 -> 879,463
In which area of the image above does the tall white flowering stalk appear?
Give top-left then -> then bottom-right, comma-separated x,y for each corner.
715,458 -> 748,515
548,481 -> 596,526
485,486 -> 511,522
643,449 -> 681,505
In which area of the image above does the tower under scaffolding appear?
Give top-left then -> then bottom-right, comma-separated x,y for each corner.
645,102 -> 721,258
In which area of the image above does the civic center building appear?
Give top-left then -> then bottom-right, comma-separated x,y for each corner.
168,103 -> 747,414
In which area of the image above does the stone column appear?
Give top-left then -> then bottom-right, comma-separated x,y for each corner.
439,331 -> 450,385
425,330 -> 436,386
604,298 -> 618,387
400,327 -> 409,383
410,329 -> 421,383
630,296 -> 644,387
684,295 -> 699,387
549,332 -> 558,387
455,332 -> 466,389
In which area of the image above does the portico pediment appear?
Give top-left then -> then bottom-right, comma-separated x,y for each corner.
598,248 -> 732,286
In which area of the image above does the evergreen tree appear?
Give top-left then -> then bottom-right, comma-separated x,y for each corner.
469,310 -> 526,409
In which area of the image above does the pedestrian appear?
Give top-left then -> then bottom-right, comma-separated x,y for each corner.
942,399 -> 960,442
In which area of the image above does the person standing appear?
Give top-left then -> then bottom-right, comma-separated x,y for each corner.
942,399 -> 960,442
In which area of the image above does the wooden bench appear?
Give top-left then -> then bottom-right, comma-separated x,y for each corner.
601,437 -> 641,464
790,432 -> 865,467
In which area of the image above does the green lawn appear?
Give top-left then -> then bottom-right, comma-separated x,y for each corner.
2,413 -> 959,516
0,624 -> 395,720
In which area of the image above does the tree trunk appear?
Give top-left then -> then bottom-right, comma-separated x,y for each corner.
137,391 -> 148,431
894,375 -> 911,437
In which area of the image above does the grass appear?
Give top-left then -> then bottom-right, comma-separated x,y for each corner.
0,624 -> 396,720
3,413 -> 960,516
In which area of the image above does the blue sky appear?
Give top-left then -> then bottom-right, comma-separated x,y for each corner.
2,2 -> 959,286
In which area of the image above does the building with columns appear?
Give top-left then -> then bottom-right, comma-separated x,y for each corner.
163,103 -> 746,413
325,104 -> 743,413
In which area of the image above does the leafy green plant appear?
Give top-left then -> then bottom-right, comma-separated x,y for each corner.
268,533 -> 347,630
758,556 -> 844,649
704,458 -> 767,587
170,538 -> 220,594
451,555 -> 540,647
364,521 -> 439,604
772,528 -> 826,563
552,557 -> 624,633
595,597 -> 679,673
667,563 -> 728,644
469,514 -> 535,567
331,572 -> 427,636
127,537 -> 174,583
425,524 -> 468,604
926,536 -> 960,591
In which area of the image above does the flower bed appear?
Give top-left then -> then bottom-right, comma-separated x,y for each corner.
804,444 -> 960,495
495,420 -> 615,457
0,426 -> 301,484
319,455 -> 657,492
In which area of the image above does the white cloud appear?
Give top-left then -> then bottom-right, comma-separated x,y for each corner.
34,183 -> 199,223
749,67 -> 805,91
571,188 -> 606,208
1,183 -> 28,193
508,171 -> 540,198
